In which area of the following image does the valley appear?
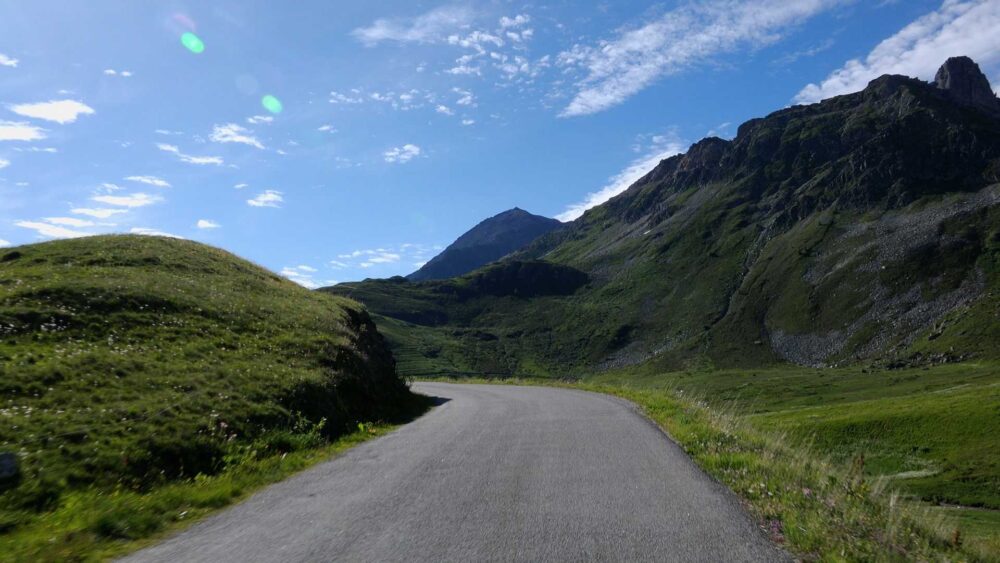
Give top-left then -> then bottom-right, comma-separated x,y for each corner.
2,54 -> 1000,562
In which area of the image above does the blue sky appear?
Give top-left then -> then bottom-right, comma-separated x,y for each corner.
1,0 -> 998,286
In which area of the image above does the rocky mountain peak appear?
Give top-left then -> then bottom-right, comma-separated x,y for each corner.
935,56 -> 1000,116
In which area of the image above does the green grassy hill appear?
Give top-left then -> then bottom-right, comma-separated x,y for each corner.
0,235 -> 417,556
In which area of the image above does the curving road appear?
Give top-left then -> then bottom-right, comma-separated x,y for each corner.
122,383 -> 787,562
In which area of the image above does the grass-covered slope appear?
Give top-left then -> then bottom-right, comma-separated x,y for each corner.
0,236 -> 415,545
325,61 -> 1000,376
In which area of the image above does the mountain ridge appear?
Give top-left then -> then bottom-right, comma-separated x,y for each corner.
407,207 -> 562,281
406,207 -> 562,281
325,56 -> 1000,376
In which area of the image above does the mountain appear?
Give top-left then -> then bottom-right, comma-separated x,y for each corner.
325,57 -> 1000,376
407,207 -> 562,281
0,236 -> 415,531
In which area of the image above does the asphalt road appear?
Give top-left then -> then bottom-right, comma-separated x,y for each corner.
121,383 -> 788,562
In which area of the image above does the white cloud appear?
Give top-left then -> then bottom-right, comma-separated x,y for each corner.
500,14 -> 531,29
9,99 -> 95,124
92,192 -> 162,208
15,221 -> 89,239
209,123 -> 264,149
557,132 -> 686,221
384,144 -> 421,164
0,54 -> 17,68
103,69 -> 132,77
0,158 -> 8,169
247,190 -> 283,208
558,0 -> 843,117
130,227 -> 181,238
14,146 -> 57,153
234,183 -> 248,189
330,260 -> 349,268
156,143 -> 224,165
246,115 -> 273,125
453,87 -> 476,106
280,265 -> 321,288
196,219 -> 220,229
0,120 -> 46,142
461,119 -> 475,126
317,124 -> 336,132
330,90 -> 366,104
368,253 -> 400,264
44,217 -> 95,227
125,175 -> 171,188
352,6 -> 473,46
0,239 -> 9,247
436,104 -> 455,116
71,208 -> 127,219
795,0 -> 1000,104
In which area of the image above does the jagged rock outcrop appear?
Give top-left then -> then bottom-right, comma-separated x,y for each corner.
935,56 -> 1000,117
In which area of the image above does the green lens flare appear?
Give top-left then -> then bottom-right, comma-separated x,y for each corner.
181,32 -> 205,54
262,95 -> 283,114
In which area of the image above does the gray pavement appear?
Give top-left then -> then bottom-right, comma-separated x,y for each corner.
121,382 -> 788,562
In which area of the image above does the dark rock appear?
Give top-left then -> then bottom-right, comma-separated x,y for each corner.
0,452 -> 20,490
408,208 -> 562,281
935,56 -> 1000,116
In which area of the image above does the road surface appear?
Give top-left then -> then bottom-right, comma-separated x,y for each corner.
122,383 -> 787,562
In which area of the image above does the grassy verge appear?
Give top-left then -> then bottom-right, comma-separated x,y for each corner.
0,397 -> 430,562
422,374 -> 997,561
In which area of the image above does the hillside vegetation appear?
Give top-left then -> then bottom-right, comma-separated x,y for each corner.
0,235 -> 419,559
322,58 -> 1000,559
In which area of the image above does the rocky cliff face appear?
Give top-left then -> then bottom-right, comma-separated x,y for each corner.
331,57 -> 1000,375
935,56 -> 1000,117
408,208 -> 562,281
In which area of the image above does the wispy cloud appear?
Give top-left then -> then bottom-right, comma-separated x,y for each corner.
0,120 -> 46,141
335,245 -> 433,271
196,219 -> 220,229
103,69 -> 133,77
71,207 -> 128,219
247,190 -> 283,208
125,175 -> 171,188
246,115 -> 273,125
384,144 -> 421,164
557,0 -> 843,116
352,5 -> 474,46
9,99 -> 95,124
557,131 -> 686,221
0,158 -> 9,170
130,227 -> 181,238
92,192 -> 162,208
15,220 -> 90,239
795,0 -> 1000,104
44,216 -> 95,228
210,123 -> 265,149
157,143 -> 224,165
280,265 -> 321,288
0,54 -> 17,68
0,239 -> 10,247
